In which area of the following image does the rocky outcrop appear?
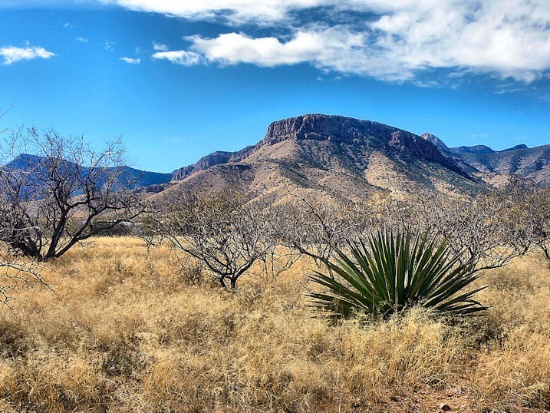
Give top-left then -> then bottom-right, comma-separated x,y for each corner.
421,133 -> 450,154
172,146 -> 254,181
262,114 -> 393,145
260,114 -> 450,164
450,145 -> 494,154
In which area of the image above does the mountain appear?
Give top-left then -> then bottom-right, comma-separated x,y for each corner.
116,166 -> 173,191
451,143 -> 550,186
159,114 -> 483,202
419,136 -> 550,186
8,115 -> 547,204
3,154 -> 173,193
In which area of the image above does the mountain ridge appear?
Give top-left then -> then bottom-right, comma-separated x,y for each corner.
5,115 -> 549,201
158,114 -> 486,202
160,114 -> 550,204
3,153 -> 173,191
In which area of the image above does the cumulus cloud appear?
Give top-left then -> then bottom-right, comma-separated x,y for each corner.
187,29 -> 404,77
120,56 -> 141,64
98,0 -> 322,24
104,0 -> 550,82
0,45 -> 55,65
152,50 -> 205,66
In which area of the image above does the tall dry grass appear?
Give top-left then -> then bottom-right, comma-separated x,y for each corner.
0,237 -> 549,412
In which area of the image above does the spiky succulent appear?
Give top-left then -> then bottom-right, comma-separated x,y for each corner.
309,229 -> 487,318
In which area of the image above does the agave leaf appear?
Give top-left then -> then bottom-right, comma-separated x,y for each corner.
309,228 -> 487,319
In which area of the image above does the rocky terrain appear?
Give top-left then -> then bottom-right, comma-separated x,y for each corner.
162,114 -> 550,201
6,114 -> 548,200
161,114 -> 482,201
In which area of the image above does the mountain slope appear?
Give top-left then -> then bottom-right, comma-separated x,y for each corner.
3,154 -> 173,192
160,114 -> 481,202
419,135 -> 550,186
452,144 -> 550,185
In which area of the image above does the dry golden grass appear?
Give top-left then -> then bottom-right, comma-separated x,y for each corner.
0,237 -> 550,412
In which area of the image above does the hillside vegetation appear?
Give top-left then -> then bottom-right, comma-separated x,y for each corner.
1,237 -> 550,412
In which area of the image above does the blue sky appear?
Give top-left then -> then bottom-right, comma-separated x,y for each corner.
1,0 -> 549,173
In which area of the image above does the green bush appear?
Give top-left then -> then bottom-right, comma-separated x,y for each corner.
309,229 -> 487,319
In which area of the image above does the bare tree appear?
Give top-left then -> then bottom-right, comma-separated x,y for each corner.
161,192 -> 274,289
494,180 -> 550,259
276,192 -> 371,268
132,214 -> 167,253
0,128 -> 144,261
525,187 -> 550,259
0,255 -> 47,306
401,188 -> 525,271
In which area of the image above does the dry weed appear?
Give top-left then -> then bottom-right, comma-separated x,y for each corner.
0,237 -> 549,412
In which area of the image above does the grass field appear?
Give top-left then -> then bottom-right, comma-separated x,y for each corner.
1,236 -> 550,412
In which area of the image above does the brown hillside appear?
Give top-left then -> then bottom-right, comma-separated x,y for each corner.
157,114 -> 481,202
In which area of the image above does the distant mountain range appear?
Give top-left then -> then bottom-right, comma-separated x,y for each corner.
5,114 -> 550,201
422,133 -> 550,186
3,153 -> 173,193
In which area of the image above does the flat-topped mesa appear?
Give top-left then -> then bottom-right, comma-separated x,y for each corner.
263,114 -> 387,144
171,114 -> 463,182
262,114 -> 447,162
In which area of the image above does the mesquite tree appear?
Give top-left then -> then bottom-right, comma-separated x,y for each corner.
276,192 -> 370,267
395,188 -> 526,271
0,128 -> 144,261
0,117 -> 49,304
161,192 -> 274,289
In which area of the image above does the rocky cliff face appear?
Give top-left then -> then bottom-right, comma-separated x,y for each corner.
171,114 -> 464,182
261,114 -> 441,160
172,146 -> 254,181
259,114 -> 465,176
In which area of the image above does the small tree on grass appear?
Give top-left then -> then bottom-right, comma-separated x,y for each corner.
0,128 -> 144,261
161,192 -> 274,289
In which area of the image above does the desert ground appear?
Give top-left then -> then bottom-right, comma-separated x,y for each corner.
1,236 -> 550,412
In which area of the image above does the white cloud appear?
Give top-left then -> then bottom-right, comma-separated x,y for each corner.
188,28 -> 416,81
120,56 -> 141,64
153,42 -> 168,51
0,45 -> 55,65
76,37 -> 89,42
102,0 -> 550,83
98,0 -> 324,24
152,50 -> 205,66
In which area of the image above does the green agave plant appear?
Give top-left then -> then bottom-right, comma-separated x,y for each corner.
309,229 -> 487,318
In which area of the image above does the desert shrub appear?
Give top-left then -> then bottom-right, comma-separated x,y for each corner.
309,228 -> 487,319
0,318 -> 29,359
